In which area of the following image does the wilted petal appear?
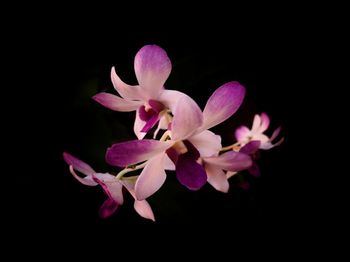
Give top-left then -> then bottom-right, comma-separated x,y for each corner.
188,130 -> 221,157
63,152 -> 95,176
240,140 -> 261,155
99,198 -> 119,218
202,81 -> 245,131
106,139 -> 173,167
134,200 -> 155,221
69,165 -> 97,186
205,164 -> 229,193
171,95 -> 203,141
134,45 -> 171,99
93,92 -> 142,112
135,154 -> 167,200
176,154 -> 207,190
134,111 -> 147,140
235,126 -> 250,142
259,112 -> 270,132
111,67 -> 144,100
203,151 -> 252,172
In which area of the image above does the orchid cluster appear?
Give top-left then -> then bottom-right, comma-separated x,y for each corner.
64,45 -> 283,221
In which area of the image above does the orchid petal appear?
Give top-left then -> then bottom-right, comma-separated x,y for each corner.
158,89 -> 188,112
259,112 -> 270,132
99,198 -> 119,218
270,126 -> 282,142
111,67 -> 144,100
93,173 -> 124,205
106,139 -> 173,167
240,141 -> 261,155
93,92 -> 142,112
134,200 -> 155,221
63,152 -> 95,176
140,114 -> 160,132
248,162 -> 261,177
134,110 -> 147,140
134,45 -> 171,99
226,171 -> 237,179
176,154 -> 207,190
251,114 -> 261,131
69,165 -> 98,186
205,164 -> 229,193
188,130 -> 222,157
235,126 -> 250,142
202,81 -> 245,131
171,95 -> 203,141
204,151 -> 252,172
135,154 -> 167,200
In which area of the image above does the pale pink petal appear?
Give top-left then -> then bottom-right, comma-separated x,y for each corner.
134,45 -> 171,99
63,152 -> 95,176
188,130 -> 221,157
235,126 -> 250,142
202,81 -> 245,131
134,111 -> 147,140
251,114 -> 261,131
158,89 -> 188,112
135,154 -> 167,200
171,95 -> 203,141
106,139 -> 173,167
259,112 -> 270,132
163,154 -> 175,170
203,151 -> 252,172
92,92 -> 142,112
205,164 -> 229,193
226,171 -> 237,179
153,113 -> 171,139
69,165 -> 98,186
253,133 -> 270,144
111,67 -> 145,100
134,200 -> 155,221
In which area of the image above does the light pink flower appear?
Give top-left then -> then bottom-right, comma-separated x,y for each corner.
63,152 -> 155,221
235,112 -> 284,150
93,45 -> 188,139
106,81 -> 250,199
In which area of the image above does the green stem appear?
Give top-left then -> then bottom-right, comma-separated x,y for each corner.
115,162 -> 147,180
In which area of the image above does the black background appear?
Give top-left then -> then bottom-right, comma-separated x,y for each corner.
7,15 -> 310,247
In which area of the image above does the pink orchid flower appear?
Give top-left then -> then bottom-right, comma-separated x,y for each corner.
63,152 -> 155,221
235,113 -> 284,150
93,45 -> 188,139
106,81 -> 251,199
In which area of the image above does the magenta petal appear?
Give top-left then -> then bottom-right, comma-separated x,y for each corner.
240,140 -> 261,155
63,152 -> 95,176
202,81 -> 245,130
134,45 -> 171,99
140,114 -> 160,132
204,151 -> 252,172
171,95 -> 203,141
176,154 -> 207,190
99,198 -> 119,218
148,99 -> 165,113
106,140 -> 173,167
248,162 -> 261,177
93,92 -> 142,112
270,126 -> 282,141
